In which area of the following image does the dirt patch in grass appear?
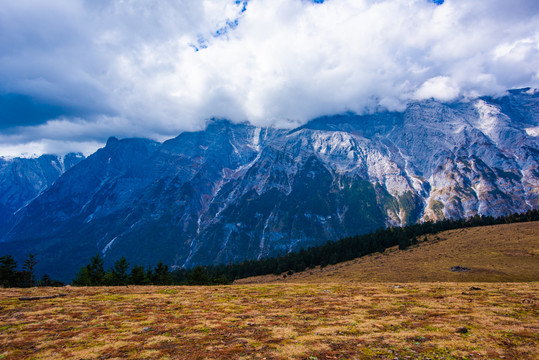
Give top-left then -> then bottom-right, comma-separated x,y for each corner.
0,282 -> 537,359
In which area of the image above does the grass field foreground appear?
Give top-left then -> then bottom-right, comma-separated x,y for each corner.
1,282 -> 537,359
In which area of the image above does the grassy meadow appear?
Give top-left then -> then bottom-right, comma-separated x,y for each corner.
237,222 -> 539,284
1,222 -> 538,359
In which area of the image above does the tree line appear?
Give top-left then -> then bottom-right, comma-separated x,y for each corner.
72,255 -> 178,286
71,254 -> 232,286
1,209 -> 537,287
170,209 -> 539,284
0,253 -> 64,288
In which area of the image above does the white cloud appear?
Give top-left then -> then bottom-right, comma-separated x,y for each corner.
1,0 -> 539,156
413,76 -> 460,102
0,140 -> 103,159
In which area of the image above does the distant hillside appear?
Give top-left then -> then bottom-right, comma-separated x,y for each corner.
236,221 -> 539,283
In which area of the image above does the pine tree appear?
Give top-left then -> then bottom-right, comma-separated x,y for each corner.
23,254 -> 37,287
188,266 -> 209,285
146,266 -> 154,284
0,255 -> 18,288
153,261 -> 171,285
87,254 -> 105,285
40,274 -> 52,287
130,265 -> 150,285
72,266 -> 91,286
111,257 -> 130,286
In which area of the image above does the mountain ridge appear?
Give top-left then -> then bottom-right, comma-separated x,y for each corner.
0,152 -> 85,234
1,90 -> 538,281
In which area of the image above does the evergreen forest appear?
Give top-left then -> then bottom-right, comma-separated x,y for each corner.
1,210 -> 537,287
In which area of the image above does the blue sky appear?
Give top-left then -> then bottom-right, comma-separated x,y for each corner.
0,0 -> 537,157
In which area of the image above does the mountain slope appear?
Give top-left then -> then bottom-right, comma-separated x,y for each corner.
235,221 -> 539,283
1,90 -> 538,281
0,153 -> 84,232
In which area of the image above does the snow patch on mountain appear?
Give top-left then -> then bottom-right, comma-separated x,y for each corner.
525,126 -> 539,137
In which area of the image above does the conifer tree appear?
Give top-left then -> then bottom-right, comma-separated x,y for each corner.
111,256 -> 130,286
153,261 -> 171,285
87,254 -> 105,285
40,274 -> 52,287
0,255 -> 18,288
23,254 -> 37,287
72,266 -> 91,286
188,266 -> 209,285
130,265 -> 150,285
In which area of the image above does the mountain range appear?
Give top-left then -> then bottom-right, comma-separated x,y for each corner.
0,153 -> 84,238
1,89 -> 538,281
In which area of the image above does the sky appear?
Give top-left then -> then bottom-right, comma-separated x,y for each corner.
0,0 -> 538,157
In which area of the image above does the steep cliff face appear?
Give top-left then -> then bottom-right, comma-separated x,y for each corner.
1,90 -> 537,281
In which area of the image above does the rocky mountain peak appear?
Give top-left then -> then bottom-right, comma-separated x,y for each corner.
0,91 -> 537,281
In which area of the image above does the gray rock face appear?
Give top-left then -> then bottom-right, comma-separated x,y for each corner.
1,90 -> 537,281
0,153 -> 84,232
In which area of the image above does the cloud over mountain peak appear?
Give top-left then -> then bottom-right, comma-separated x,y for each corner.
1,0 -> 538,156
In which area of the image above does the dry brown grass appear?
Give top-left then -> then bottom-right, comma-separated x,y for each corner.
237,222 -> 539,284
1,282 -> 538,359
1,222 -> 537,359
